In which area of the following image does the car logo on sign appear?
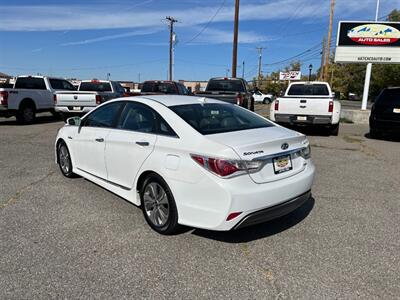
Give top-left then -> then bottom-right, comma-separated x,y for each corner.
347,24 -> 400,45
281,143 -> 289,150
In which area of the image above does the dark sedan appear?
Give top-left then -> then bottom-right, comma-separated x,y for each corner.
369,87 -> 400,138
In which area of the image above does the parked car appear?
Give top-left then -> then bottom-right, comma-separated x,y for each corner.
0,75 -> 75,123
55,95 -> 315,234
269,81 -> 341,135
369,87 -> 400,138
55,79 -> 126,120
253,90 -> 274,104
195,77 -> 254,110
140,80 -> 192,95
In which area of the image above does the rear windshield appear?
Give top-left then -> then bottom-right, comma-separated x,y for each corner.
287,84 -> 330,96
15,77 -> 46,90
141,82 -> 177,94
206,80 -> 245,92
375,88 -> 400,105
80,82 -> 112,92
170,103 -> 273,135
49,79 -> 75,91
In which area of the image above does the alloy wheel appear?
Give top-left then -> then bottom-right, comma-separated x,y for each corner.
143,182 -> 170,227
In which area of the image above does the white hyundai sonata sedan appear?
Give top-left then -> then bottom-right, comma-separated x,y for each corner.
55,95 -> 315,234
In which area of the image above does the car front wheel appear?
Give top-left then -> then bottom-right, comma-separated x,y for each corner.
140,174 -> 181,235
57,142 -> 76,178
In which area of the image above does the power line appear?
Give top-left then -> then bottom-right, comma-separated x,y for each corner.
183,0 -> 227,44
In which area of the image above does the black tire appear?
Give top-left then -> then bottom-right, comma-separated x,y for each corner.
16,102 -> 36,124
369,128 -> 381,139
61,114 -> 69,122
262,97 -> 270,104
140,174 -> 181,235
330,124 -> 339,136
57,142 -> 77,178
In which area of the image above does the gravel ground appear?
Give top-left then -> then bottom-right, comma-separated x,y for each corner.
0,113 -> 399,299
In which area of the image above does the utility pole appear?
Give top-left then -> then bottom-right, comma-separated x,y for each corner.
107,73 -> 110,80
323,0 -> 335,81
242,60 -> 245,78
231,0 -> 240,78
256,47 -> 264,87
320,36 -> 326,81
226,68 -> 230,77
166,16 -> 178,81
361,0 -> 380,110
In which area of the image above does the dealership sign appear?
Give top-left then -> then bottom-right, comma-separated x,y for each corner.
279,71 -> 301,80
335,21 -> 400,64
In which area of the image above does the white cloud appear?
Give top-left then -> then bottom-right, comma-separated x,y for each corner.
1,0 -> 396,32
61,28 -> 161,46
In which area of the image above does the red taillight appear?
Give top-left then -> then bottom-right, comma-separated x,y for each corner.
208,158 -> 238,177
96,95 -> 102,104
236,94 -> 243,106
0,91 -> 9,106
227,212 -> 242,221
274,100 -> 279,111
53,94 -> 57,104
328,100 -> 334,113
191,155 -> 239,177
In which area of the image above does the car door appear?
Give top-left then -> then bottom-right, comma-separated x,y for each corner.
105,102 -> 158,189
72,101 -> 125,179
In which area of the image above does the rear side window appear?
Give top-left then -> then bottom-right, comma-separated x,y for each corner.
170,103 -> 273,135
80,82 -> 112,92
15,77 -> 46,90
375,88 -> 400,105
83,102 -> 124,128
117,102 -> 177,136
206,80 -> 245,92
49,79 -> 75,91
287,84 -> 330,96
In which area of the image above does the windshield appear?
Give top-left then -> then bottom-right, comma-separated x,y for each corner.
206,80 -> 245,92
375,88 -> 400,105
287,84 -> 330,96
80,82 -> 112,92
170,103 -> 273,135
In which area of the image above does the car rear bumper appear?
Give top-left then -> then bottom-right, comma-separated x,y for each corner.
55,106 -> 95,114
275,114 -> 332,125
370,116 -> 400,133
170,160 -> 315,231
233,190 -> 311,230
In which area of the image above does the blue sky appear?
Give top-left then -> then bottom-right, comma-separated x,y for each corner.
0,0 -> 397,82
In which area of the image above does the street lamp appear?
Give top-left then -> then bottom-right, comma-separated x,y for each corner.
308,64 -> 313,81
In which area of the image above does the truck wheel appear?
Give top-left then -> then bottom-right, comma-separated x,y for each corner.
329,124 -> 339,136
16,103 -> 36,124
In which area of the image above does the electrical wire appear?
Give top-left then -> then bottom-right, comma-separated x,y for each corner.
182,0 -> 227,44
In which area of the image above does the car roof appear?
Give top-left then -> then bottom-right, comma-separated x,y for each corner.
124,95 -> 226,107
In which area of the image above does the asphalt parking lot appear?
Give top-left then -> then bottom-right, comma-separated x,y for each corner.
1,112 -> 399,299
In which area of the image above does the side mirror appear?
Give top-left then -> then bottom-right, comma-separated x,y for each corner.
67,116 -> 81,126
333,91 -> 340,100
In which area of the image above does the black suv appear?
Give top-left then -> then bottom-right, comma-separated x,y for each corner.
369,87 -> 400,138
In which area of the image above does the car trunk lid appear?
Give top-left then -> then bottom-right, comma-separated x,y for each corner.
206,126 -> 309,183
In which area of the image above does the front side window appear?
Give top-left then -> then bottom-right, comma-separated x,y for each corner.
49,79 -> 75,91
83,102 -> 124,128
170,103 -> 273,135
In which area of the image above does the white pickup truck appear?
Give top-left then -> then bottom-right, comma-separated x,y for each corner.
55,79 -> 126,120
269,81 -> 341,135
0,76 -> 75,123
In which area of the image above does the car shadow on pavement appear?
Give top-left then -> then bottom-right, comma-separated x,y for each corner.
364,132 -> 400,142
191,197 -> 315,243
0,115 -> 62,126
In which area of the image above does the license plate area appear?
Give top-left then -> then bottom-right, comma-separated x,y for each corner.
297,116 -> 307,121
273,155 -> 293,174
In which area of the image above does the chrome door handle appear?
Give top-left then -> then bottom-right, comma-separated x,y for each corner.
136,141 -> 149,146
95,138 -> 104,142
